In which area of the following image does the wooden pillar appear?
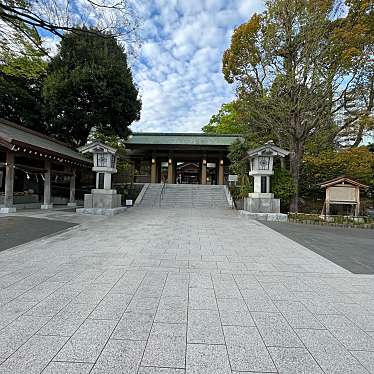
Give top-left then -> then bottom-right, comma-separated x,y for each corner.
218,159 -> 224,185
151,157 -> 157,183
1,151 -> 16,213
167,156 -> 174,184
355,186 -> 360,216
201,159 -> 207,185
68,171 -> 77,207
41,160 -> 53,209
325,187 -> 330,215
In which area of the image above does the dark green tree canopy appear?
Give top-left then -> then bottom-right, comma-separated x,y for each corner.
43,28 -> 141,146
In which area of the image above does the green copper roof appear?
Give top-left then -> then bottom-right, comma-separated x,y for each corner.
126,133 -> 241,146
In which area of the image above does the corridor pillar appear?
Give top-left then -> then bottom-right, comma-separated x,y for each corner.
201,159 -> 207,185
151,157 -> 157,183
68,171 -> 77,207
41,160 -> 53,209
218,159 -> 224,185
1,151 -> 16,213
167,157 -> 174,184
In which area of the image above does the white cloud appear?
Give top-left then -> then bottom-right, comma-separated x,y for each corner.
132,0 -> 264,133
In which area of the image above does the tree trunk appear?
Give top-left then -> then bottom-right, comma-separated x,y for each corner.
289,139 -> 305,213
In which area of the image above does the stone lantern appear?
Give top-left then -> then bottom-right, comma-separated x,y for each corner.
76,141 -> 126,215
243,141 -> 289,219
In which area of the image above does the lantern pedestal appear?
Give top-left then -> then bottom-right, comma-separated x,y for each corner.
77,189 -> 125,216
244,194 -> 280,213
239,210 -> 288,222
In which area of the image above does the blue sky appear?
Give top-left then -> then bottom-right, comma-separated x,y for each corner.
131,0 -> 264,133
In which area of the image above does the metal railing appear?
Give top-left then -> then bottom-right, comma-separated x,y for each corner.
159,181 -> 167,207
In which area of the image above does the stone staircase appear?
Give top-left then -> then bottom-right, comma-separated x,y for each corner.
139,184 -> 229,208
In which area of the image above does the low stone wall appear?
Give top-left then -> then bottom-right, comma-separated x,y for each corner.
288,217 -> 374,229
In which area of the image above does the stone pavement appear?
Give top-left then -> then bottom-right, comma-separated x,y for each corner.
0,207 -> 374,373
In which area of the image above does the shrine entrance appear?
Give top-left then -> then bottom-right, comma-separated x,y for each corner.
176,162 -> 200,184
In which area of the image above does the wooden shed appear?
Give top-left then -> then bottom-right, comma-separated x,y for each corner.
320,176 -> 368,216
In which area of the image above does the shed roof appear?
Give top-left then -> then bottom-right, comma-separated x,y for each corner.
320,176 -> 368,189
126,133 -> 241,147
0,119 -> 91,164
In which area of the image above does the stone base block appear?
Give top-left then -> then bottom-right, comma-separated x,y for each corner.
244,197 -> 280,213
239,210 -> 288,222
0,207 -> 16,213
67,202 -> 77,207
76,207 -> 127,216
41,204 -> 54,210
84,192 -> 121,210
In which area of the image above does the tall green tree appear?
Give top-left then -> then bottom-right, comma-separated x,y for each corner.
43,29 -> 142,146
0,25 -> 46,132
202,102 -> 246,134
222,0 -> 373,212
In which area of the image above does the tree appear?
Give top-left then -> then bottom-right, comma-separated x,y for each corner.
300,147 -> 374,199
0,0 -> 139,57
202,102 -> 246,134
0,35 -> 46,131
43,28 -> 141,146
0,71 -> 45,131
222,0 -> 373,212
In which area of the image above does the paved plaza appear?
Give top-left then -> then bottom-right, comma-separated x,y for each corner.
0,208 -> 374,373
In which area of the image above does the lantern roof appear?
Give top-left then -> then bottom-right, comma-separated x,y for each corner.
244,141 -> 289,159
78,141 -> 117,155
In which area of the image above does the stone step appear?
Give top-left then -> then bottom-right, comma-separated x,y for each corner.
140,184 -> 229,208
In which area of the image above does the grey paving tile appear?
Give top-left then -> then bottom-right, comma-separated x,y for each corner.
16,282 -> 63,302
351,351 -> 374,373
252,312 -> 303,347
72,283 -> 112,305
90,339 -> 145,373
317,314 -> 374,351
126,297 -> 159,314
223,325 -> 276,372
213,280 -> 242,298
234,274 -> 260,289
275,300 -> 324,329
39,302 -> 94,337
217,298 -> 255,326
187,309 -> 224,344
268,347 -> 324,373
142,323 -> 186,368
189,274 -> 213,289
112,311 -> 154,340
241,288 -> 278,312
0,334 -> 67,374
94,269 -> 127,284
189,288 -> 217,310
89,293 -> 132,320
297,328 -> 369,373
155,296 -> 187,324
139,368 -> 185,374
42,361 -> 93,373
262,283 -> 298,301
54,319 -> 116,363
186,344 -> 231,374
0,315 -> 50,358
162,282 -> 189,298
